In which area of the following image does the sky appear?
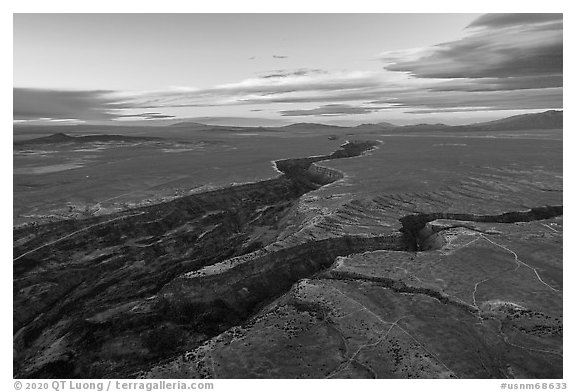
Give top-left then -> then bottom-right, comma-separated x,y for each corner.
13,13 -> 563,126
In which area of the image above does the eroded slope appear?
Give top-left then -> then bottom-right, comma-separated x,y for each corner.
13,135 -> 562,379
13,141 -> 382,378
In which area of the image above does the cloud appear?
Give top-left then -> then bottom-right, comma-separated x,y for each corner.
121,12 -> 562,115
114,112 -> 176,120
119,70 -> 388,109
14,14 -> 562,123
370,13 -> 563,114
370,87 -> 562,113
380,14 -> 562,81
428,75 -> 563,92
259,69 -> 327,79
176,116 -> 291,127
467,13 -> 562,29
280,104 -> 384,117
13,71 -> 398,121
145,114 -> 175,119
13,88 -> 131,121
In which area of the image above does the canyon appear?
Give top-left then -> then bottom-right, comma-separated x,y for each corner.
13,132 -> 563,378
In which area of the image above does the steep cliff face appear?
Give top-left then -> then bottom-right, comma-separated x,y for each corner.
151,203 -> 563,359
157,233 -> 406,328
399,206 -> 564,251
13,140 -> 381,378
145,213 -> 562,379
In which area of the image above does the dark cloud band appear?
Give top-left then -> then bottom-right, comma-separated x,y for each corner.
13,88 -> 129,121
467,13 -> 562,29
280,104 -> 383,117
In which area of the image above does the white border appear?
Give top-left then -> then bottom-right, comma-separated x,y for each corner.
4,3 -> 572,391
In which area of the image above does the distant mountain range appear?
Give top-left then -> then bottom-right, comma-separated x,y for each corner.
276,122 -> 348,131
14,110 -> 562,135
168,110 -> 562,133
468,110 -> 563,131
14,132 -> 162,146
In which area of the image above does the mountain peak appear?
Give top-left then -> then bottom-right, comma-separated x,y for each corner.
471,110 -> 562,131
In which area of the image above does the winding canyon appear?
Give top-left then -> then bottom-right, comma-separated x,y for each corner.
13,138 -> 563,379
